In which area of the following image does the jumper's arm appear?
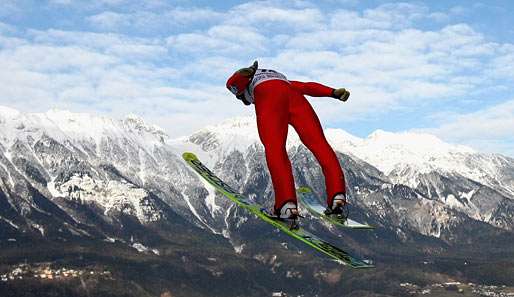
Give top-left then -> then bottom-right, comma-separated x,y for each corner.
289,81 -> 335,98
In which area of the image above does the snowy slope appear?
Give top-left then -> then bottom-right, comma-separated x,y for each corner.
0,106 -> 181,225
324,129 -> 514,198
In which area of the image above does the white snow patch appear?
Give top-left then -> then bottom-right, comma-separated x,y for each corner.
0,160 -> 14,188
132,242 -> 159,255
0,216 -> 19,229
444,194 -> 463,209
181,191 -> 205,223
234,243 -> 246,254
197,175 -> 222,217
3,151 -> 12,163
381,183 -> 392,190
181,190 -> 223,235
221,204 -> 234,239
234,215 -> 248,228
460,189 -> 476,204
47,178 -> 63,198
56,174 -> 162,223
32,224 -> 45,236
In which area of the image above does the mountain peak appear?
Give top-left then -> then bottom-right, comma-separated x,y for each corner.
0,106 -> 169,148
0,105 -> 21,120
124,114 -> 167,139
125,114 -> 146,124
206,116 -> 256,130
364,129 -> 475,155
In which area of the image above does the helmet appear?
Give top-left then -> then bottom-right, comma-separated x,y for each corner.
226,61 -> 258,95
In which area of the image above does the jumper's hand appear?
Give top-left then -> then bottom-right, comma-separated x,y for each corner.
237,60 -> 258,77
332,88 -> 350,102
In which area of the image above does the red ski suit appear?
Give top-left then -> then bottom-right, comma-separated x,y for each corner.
253,79 -> 346,212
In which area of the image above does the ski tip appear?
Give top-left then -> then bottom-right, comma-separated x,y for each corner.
182,152 -> 197,161
351,225 -> 375,230
297,186 -> 312,193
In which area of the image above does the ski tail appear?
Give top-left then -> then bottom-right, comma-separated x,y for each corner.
298,186 -> 374,229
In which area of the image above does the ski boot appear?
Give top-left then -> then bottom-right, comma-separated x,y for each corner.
261,202 -> 302,230
324,193 -> 349,222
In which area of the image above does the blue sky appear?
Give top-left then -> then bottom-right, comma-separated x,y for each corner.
0,0 -> 513,156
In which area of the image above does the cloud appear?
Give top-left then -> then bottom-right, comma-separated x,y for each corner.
225,1 -> 324,31
166,25 -> 268,57
265,22 -> 501,123
0,26 -> 249,136
0,21 -> 17,34
49,0 -> 74,5
1,0 -> 514,156
360,3 -> 430,29
87,11 -> 129,29
28,29 -> 170,62
489,44 -> 514,81
420,100 -> 514,156
427,100 -> 514,140
50,0 -> 156,10
87,7 -> 224,33
328,2 -> 446,31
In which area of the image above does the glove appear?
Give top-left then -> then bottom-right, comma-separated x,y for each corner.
237,60 -> 258,77
332,88 -> 350,102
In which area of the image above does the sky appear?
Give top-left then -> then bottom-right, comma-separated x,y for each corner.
0,0 -> 513,156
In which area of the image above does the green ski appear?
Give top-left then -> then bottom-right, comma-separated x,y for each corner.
182,152 -> 374,268
298,186 -> 374,229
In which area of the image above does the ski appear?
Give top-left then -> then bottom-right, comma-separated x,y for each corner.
182,152 -> 374,268
298,186 -> 374,229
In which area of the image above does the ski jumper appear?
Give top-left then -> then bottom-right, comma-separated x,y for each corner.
244,69 -> 347,212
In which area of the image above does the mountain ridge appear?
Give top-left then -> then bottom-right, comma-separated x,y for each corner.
0,104 -> 514,237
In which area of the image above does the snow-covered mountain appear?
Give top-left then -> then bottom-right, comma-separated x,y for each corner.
325,128 -> 514,197
183,115 -> 514,237
324,128 -> 514,230
0,106 -> 210,245
0,106 -> 513,250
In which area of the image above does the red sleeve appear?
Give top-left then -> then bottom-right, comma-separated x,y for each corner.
290,81 -> 334,97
